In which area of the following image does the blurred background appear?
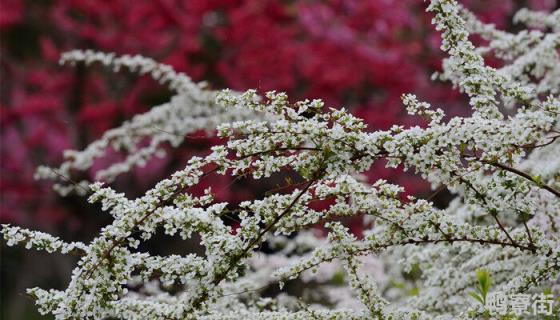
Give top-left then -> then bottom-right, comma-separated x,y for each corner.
1,0 -> 557,318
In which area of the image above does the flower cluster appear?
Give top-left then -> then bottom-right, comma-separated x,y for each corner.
34,50 -> 255,196
4,0 -> 542,227
2,1 -> 559,319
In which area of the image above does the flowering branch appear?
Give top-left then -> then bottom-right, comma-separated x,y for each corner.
2,1 -> 559,319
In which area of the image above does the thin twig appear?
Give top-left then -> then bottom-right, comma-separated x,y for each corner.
481,159 -> 560,198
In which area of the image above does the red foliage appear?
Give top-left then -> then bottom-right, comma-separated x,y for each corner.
1,0 -> 555,228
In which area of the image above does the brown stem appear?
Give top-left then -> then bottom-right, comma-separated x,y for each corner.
481,159 -> 560,198
188,174 -> 321,313
426,184 -> 447,202
513,134 -> 560,149
450,170 -> 517,246
521,217 -> 535,251
284,236 -> 538,282
490,213 -> 516,247
215,178 -> 317,285
83,166 -> 219,279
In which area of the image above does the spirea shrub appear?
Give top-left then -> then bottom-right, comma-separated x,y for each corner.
2,0 -> 559,319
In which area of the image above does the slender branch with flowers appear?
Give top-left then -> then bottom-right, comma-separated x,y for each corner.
2,0 -> 559,319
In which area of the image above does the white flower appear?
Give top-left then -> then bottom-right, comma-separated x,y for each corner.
4,1 -> 560,319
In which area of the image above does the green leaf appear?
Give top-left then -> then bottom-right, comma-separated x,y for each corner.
532,175 -> 543,186
408,287 -> 420,296
331,271 -> 345,286
459,142 -> 466,154
476,269 -> 491,295
473,269 -> 492,304
468,292 -> 484,305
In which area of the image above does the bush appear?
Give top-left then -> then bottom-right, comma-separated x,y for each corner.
2,0 -> 559,319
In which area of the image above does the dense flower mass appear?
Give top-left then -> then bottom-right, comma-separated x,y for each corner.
2,0 -> 560,319
4,0 -> 556,228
